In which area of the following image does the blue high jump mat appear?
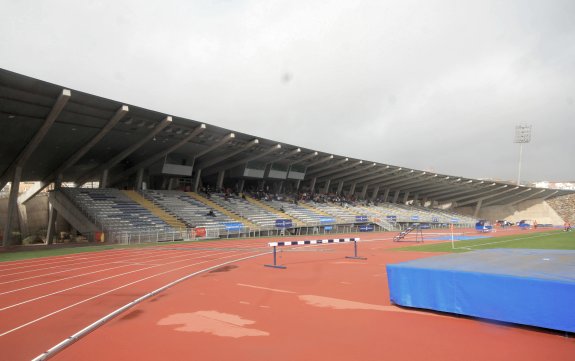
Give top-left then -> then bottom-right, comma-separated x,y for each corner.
387,249 -> 575,332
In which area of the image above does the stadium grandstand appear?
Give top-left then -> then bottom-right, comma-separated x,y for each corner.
1,68 -> 573,247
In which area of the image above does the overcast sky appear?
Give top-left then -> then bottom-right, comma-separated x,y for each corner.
1,0 -> 574,182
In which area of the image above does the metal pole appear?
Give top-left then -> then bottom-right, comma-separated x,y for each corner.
517,143 -> 523,186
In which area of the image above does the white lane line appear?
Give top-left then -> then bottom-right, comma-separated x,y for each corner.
3,250 -> 269,340
0,249 -> 220,296
0,249 -> 241,311
0,247 -> 216,286
0,248 -> 180,278
0,248 -> 153,272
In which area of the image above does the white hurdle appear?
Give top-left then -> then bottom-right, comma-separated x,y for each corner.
265,237 -> 365,269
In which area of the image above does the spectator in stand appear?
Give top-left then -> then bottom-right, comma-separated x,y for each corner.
564,222 -> 571,232
206,210 -> 216,217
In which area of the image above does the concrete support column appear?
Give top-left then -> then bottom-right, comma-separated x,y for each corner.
17,203 -> 29,238
381,188 -> 389,202
3,166 -> 23,247
348,183 -> 356,196
238,179 -> 245,193
216,170 -> 225,190
360,184 -> 368,200
473,199 -> 483,218
46,203 -> 58,245
100,169 -> 109,189
422,196 -> 428,207
45,175 -> 62,245
135,168 -> 144,190
336,181 -> 344,195
295,179 -> 301,191
193,169 -> 202,192
370,185 -> 380,201
167,178 -> 175,190
309,177 -> 317,193
278,181 -> 284,194
412,193 -> 419,206
402,191 -> 410,204
323,179 -> 331,194
392,190 -> 400,204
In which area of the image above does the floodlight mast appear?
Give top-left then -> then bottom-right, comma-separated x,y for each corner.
514,125 -> 532,186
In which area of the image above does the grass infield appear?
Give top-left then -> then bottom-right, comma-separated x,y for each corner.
396,230 -> 575,253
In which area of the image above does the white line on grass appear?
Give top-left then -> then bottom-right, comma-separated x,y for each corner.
453,232 -> 555,251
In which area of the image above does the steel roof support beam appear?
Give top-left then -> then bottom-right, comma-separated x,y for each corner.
434,184 -> 501,202
422,180 -> 480,198
197,138 -> 260,171
406,178 -> 470,197
507,189 -> 550,206
349,168 -> 402,186
315,160 -> 365,181
2,89 -> 71,246
306,157 -> 349,177
400,179 -> 472,195
195,133 -> 236,160
481,187 -> 534,207
110,123 -> 206,184
267,147 -> 301,164
289,151 -> 318,166
430,184 -> 494,202
0,89 -> 71,183
443,186 -> 508,206
203,144 -> 282,177
320,163 -> 378,184
18,105 -> 129,204
455,186 -> 519,207
76,116 -> 172,185
303,155 -> 334,172
369,172 -> 428,189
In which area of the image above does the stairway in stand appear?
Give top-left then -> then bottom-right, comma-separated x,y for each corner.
186,192 -> 258,228
245,196 -> 304,227
122,190 -> 186,230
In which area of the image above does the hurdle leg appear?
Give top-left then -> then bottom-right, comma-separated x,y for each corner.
265,246 -> 287,269
346,241 -> 367,260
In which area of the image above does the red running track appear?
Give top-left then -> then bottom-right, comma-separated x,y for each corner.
2,229 -> 573,361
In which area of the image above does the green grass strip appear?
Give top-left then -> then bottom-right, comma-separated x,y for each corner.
395,230 -> 575,253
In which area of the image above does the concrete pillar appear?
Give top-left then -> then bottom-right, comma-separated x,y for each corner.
370,185 -> 380,201
412,193 -> 419,206
100,169 -> 109,188
422,196 -> 428,207
239,179 -> 245,193
309,177 -> 317,193
3,166 -> 23,247
473,199 -> 483,218
217,170 -> 225,190
278,181 -> 284,194
348,183 -> 357,196
135,168 -> 144,190
402,191 -> 410,204
295,179 -> 301,191
167,178 -> 174,190
392,190 -> 400,204
360,184 -> 368,199
336,181 -> 344,195
193,169 -> 202,192
382,188 -> 390,203
46,203 -> 58,245
17,203 -> 29,238
323,179 -> 331,194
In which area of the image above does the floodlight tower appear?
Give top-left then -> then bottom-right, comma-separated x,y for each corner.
514,124 -> 532,186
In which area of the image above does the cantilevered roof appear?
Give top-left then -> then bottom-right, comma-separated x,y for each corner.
1,68 -> 571,206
